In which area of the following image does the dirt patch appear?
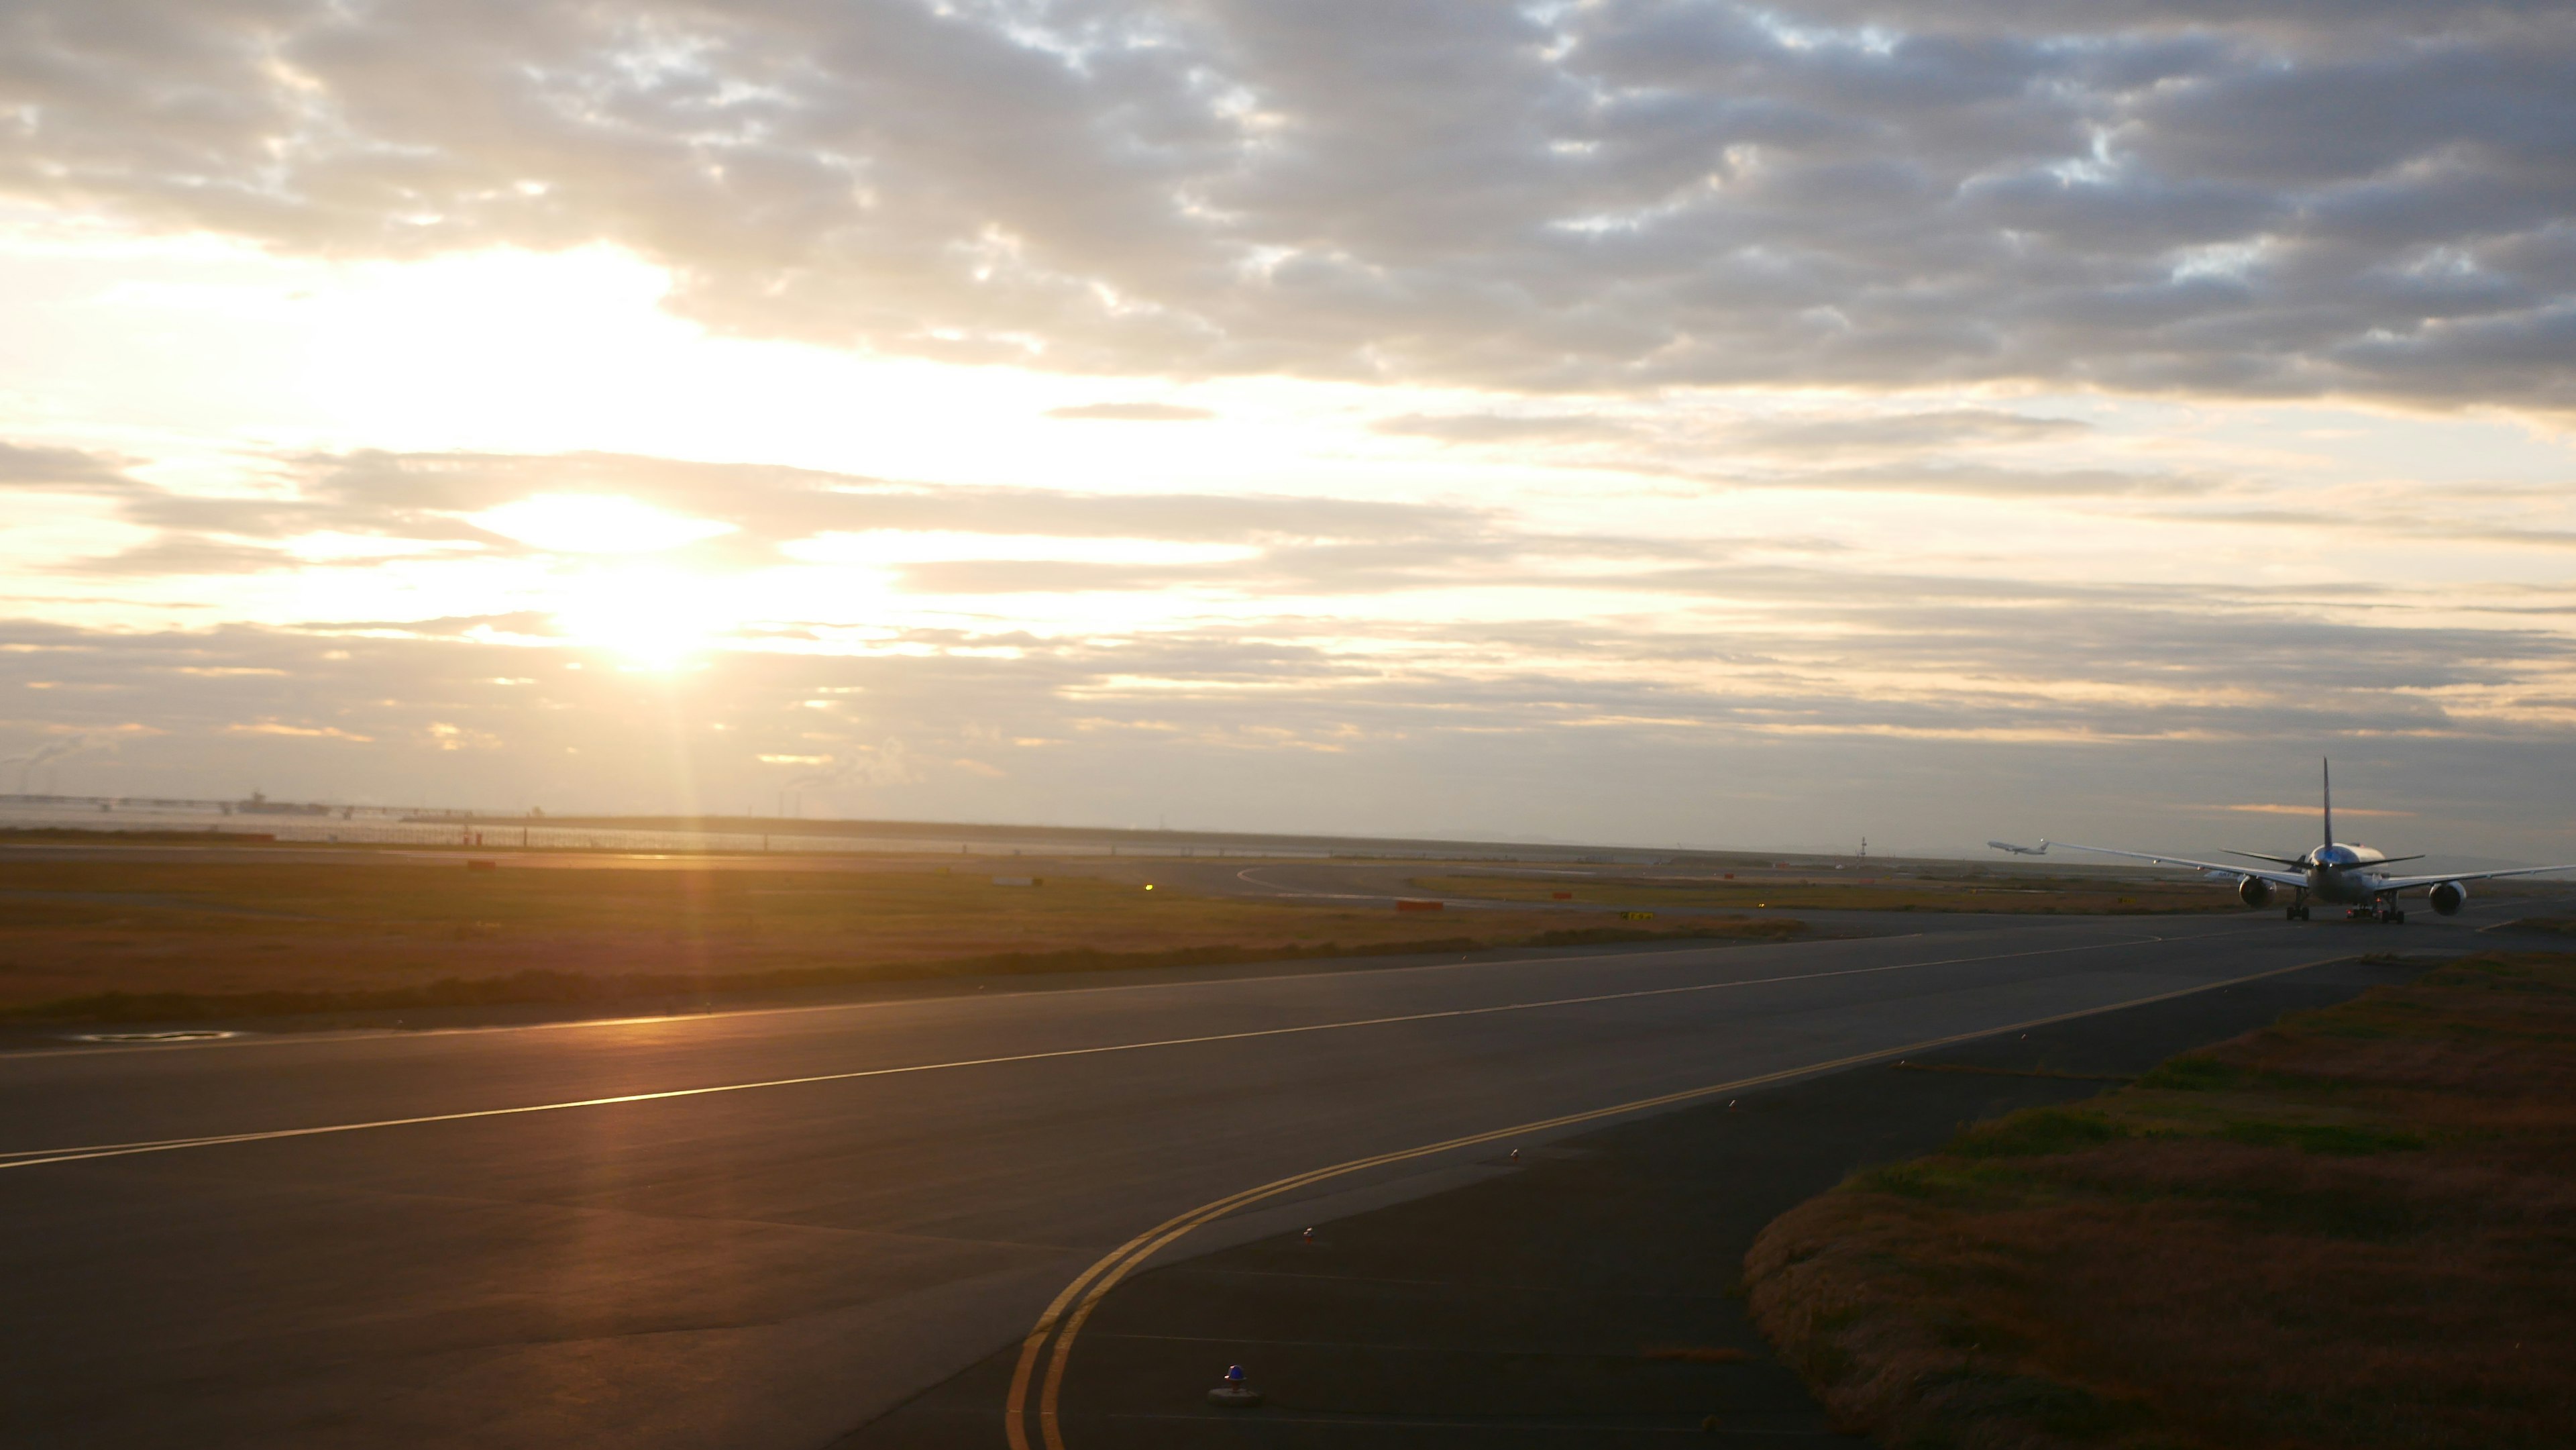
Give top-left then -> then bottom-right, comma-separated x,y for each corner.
1743,951 -> 2576,1450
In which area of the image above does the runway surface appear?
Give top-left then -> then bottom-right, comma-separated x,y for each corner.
0,900 -> 2542,1448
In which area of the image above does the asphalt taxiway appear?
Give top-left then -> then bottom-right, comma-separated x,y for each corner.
0,899 -> 2548,1448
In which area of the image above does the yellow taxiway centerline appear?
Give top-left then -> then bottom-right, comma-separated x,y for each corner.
1006,949 -> 2351,1450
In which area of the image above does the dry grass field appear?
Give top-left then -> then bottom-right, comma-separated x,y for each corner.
1415,872 -> 2244,915
1744,951 -> 2576,1450
0,856 -> 1799,1021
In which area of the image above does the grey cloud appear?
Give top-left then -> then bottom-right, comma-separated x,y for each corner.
8,564 -> 2576,853
0,442 -> 131,488
1044,403 -> 1216,421
891,533 -> 1655,599
1373,413 -> 1640,443
287,451 -> 1480,546
1715,462 -> 2217,498
70,536 -> 309,577
20,444 -> 1496,576
304,611 -> 564,638
2145,507 -> 2576,551
4,3 -> 2571,405
1722,410 -> 2092,454
893,559 -> 1220,595
1372,408 -> 2129,495
12,574 -> 2567,763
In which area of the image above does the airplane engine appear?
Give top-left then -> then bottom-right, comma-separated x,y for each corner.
2238,876 -> 2274,908
2428,880 -> 2467,916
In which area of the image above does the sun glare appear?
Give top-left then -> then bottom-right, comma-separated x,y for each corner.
553,566 -> 731,668
476,495 -> 735,555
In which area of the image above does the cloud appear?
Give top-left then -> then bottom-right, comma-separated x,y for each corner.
1714,462 -> 2219,498
3,394 -> 2572,848
1722,410 -> 2094,454
3,3 -> 2569,407
13,442 -> 1497,577
227,721 -> 373,741
0,442 -> 132,489
5,535 -> 2575,852
10,542 -> 2573,764
1369,411 -> 2200,497
2217,802 -> 2411,818
1374,413 -> 1640,443
1044,403 -> 1216,421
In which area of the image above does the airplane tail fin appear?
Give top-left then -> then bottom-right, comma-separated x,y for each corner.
2322,757 -> 2333,848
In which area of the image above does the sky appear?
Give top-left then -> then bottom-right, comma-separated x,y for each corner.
3,0 -> 2575,858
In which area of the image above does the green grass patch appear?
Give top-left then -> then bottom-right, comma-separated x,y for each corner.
1850,1157 -> 2049,1202
1946,1106 -> 2130,1158
1745,951 -> 2576,1450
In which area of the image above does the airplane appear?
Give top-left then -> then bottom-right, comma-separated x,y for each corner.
2048,760 -> 2576,923
1986,839 -> 2049,856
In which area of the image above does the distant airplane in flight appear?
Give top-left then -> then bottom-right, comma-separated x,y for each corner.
1986,838 -> 2049,856
2042,760 -> 2575,923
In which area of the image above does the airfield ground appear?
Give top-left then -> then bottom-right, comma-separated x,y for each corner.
0,853 -> 1797,1022
1746,950 -> 2576,1450
2,863 -> 2561,1449
4,837 -> 2548,1025
1418,870 -> 2239,915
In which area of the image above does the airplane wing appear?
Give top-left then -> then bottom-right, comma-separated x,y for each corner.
2051,842 -> 2306,888
2373,864 -> 2576,892
2224,849 -> 2306,868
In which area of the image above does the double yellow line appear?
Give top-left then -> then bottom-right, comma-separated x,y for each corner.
1002,951 -> 2346,1450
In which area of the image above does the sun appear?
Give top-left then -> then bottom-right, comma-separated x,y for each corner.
553,566 -> 731,668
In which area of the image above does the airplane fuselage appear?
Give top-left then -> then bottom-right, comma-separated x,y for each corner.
2304,843 -> 2391,904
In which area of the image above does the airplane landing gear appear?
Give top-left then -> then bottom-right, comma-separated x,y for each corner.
2286,901 -> 2310,921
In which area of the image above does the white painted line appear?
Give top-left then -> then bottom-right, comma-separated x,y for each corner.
0,933 -> 2173,1172
0,924 -> 1975,1060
